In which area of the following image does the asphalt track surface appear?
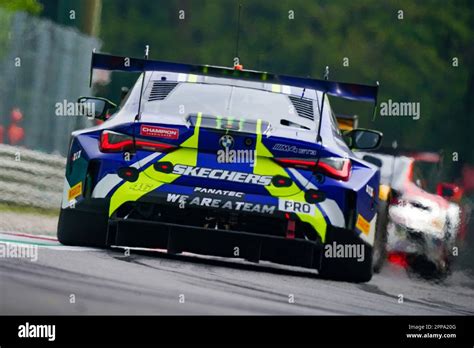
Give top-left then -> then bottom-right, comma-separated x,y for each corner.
1,232 -> 474,315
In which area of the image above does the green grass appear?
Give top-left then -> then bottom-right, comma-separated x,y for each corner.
0,202 -> 59,217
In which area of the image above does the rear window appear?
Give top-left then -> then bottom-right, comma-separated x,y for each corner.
142,82 -> 318,131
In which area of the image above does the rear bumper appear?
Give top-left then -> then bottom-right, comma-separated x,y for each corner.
386,221 -> 448,262
106,217 -> 323,269
107,181 -> 333,243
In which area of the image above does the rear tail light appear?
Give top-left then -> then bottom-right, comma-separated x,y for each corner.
99,130 -> 177,153
274,157 -> 351,181
387,252 -> 408,268
317,157 -> 351,181
100,131 -> 133,152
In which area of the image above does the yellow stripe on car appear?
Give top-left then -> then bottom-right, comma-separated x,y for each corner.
108,113 -> 202,216
253,119 -> 328,241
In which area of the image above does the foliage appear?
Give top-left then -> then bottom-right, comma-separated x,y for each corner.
99,0 -> 474,176
0,0 -> 43,14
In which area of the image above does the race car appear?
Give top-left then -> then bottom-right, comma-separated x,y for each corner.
58,52 -> 383,282
357,151 -> 459,278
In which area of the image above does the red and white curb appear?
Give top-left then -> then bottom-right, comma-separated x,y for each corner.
0,231 -> 97,251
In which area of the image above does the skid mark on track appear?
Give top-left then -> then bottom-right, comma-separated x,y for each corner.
112,254 -> 356,315
422,298 -> 474,315
358,283 -> 396,299
359,281 -> 474,314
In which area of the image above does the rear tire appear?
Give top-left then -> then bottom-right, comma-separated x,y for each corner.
57,199 -> 109,247
409,255 -> 450,281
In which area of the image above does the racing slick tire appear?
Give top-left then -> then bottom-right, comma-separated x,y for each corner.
319,227 -> 373,283
373,201 -> 389,273
57,199 -> 109,247
409,244 -> 452,281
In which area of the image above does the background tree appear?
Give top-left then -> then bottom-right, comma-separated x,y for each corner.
99,0 -> 474,178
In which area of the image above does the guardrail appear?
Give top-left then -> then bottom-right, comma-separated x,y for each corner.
0,144 -> 65,210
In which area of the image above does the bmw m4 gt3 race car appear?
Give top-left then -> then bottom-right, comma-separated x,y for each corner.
58,52 -> 383,282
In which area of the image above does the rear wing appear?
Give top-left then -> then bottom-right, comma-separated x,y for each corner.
90,52 -> 379,104
90,51 -> 379,142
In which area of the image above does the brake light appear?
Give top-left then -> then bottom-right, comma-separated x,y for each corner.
317,157 -> 351,181
100,130 -> 176,153
387,252 -> 408,268
274,157 -> 351,181
100,131 -> 133,152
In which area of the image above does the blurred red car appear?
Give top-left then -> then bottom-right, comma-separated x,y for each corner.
357,151 -> 460,278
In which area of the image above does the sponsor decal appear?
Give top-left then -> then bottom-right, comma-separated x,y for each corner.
140,125 -> 179,139
272,144 -> 317,156
166,193 -> 275,213
356,214 -> 370,235
278,199 -> 315,215
68,182 -> 82,201
172,164 -> 272,186
194,187 -> 244,198
129,183 -> 153,192
366,184 -> 374,198
71,150 -> 81,161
